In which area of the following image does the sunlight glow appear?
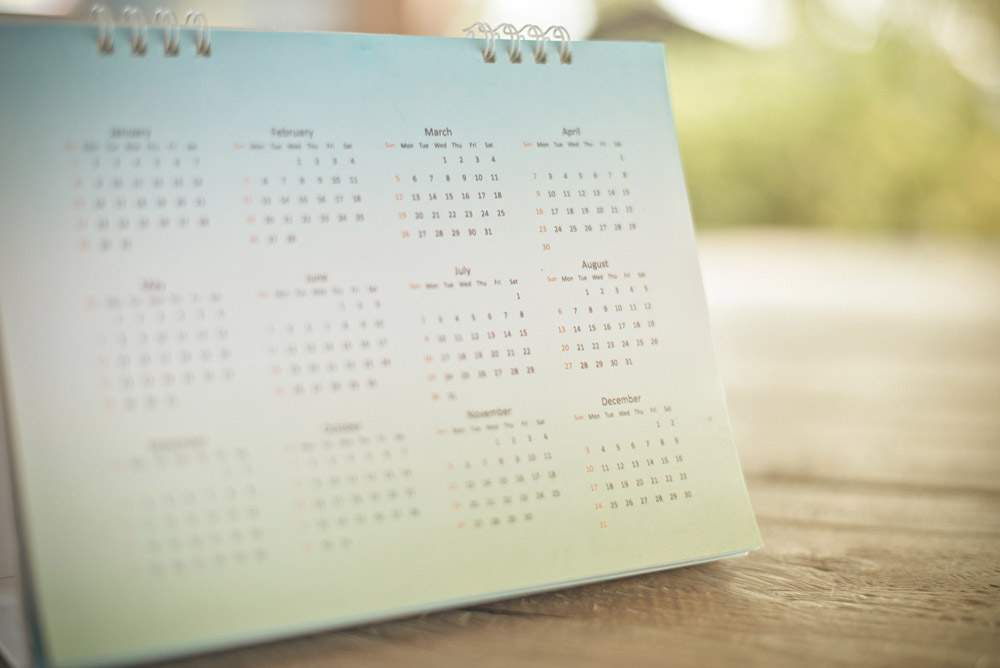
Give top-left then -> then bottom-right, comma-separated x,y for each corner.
0,0 -> 76,13
655,0 -> 794,48
931,2 -> 1000,95
457,0 -> 598,41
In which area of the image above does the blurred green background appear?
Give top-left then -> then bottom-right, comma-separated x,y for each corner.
4,0 -> 998,236
591,0 -> 1000,237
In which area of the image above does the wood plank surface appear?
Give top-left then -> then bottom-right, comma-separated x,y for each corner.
8,230 -> 1000,667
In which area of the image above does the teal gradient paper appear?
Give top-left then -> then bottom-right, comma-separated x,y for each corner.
0,24 -> 759,668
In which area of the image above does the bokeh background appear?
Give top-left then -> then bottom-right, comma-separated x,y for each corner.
4,0 -> 999,237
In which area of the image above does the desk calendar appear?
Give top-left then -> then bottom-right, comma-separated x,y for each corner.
0,16 -> 760,668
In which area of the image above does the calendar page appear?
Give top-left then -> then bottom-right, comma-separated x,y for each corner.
0,22 -> 760,668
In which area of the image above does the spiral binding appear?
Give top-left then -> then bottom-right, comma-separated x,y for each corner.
90,5 -> 114,54
524,25 -> 547,63
185,11 -> 211,57
87,9 -> 567,63
463,22 -> 496,63
463,23 -> 572,65
89,4 -> 211,57
154,9 -> 180,57
496,23 -> 523,64
122,7 -> 147,56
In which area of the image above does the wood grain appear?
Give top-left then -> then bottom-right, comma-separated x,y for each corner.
8,230 -> 1000,667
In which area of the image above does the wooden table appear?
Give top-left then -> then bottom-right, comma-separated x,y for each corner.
8,230 -> 1000,667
